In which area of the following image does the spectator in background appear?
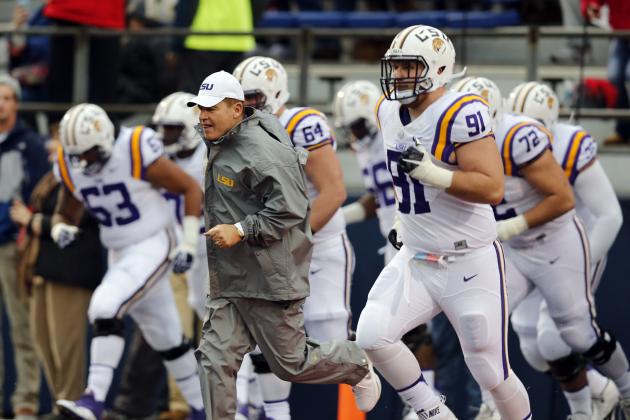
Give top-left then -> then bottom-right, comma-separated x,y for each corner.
10,130 -> 104,407
117,3 -> 177,105
551,0 -> 592,64
583,0 -> 630,145
0,74 -> 47,420
8,2 -> 50,103
171,0 -> 255,93
43,0 -> 124,105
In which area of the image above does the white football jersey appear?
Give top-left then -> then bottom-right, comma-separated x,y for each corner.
493,113 -> 575,247
376,91 -> 497,255
551,122 -> 598,230
278,106 -> 345,242
354,132 -> 396,238
164,143 -> 206,225
54,126 -> 174,250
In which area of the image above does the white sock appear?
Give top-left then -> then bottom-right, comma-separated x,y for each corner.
163,349 -> 204,410
87,335 -> 125,401
236,355 -> 253,407
366,342 -> 439,412
258,372 -> 291,419
489,372 -> 531,420
564,385 -> 592,415
423,369 -> 436,391
587,367 -> 609,397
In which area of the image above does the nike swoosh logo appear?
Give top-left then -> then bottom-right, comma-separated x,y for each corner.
549,257 -> 560,265
463,274 -> 478,282
310,268 -> 322,276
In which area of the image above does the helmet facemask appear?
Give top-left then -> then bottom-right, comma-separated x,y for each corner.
68,145 -> 111,175
155,123 -> 186,156
381,56 -> 433,104
243,89 -> 269,112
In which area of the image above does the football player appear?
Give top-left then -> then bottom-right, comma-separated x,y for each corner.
355,25 -> 531,420
334,80 -> 436,420
152,91 -> 208,318
52,104 -> 205,420
507,81 -> 624,420
452,76 -> 630,420
233,56 -> 356,419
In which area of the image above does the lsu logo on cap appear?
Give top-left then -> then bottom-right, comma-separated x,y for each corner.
201,83 -> 214,91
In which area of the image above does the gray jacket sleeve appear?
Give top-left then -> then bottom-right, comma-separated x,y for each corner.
240,162 -> 309,248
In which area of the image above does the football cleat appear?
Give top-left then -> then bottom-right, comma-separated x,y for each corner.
57,392 -> 104,420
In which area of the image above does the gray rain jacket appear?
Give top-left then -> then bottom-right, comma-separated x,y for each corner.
203,108 -> 313,301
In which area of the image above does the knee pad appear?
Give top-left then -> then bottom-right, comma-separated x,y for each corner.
547,353 -> 585,383
537,324 -> 572,363
458,312 -> 489,352
584,330 -> 617,366
555,316 -> 598,353
519,334 -> 550,373
464,353 -> 502,390
356,304 -> 390,350
93,318 -> 125,337
250,352 -> 273,374
158,337 -> 192,361
402,324 -> 431,353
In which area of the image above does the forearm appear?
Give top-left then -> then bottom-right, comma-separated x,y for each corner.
523,195 -> 574,228
447,170 -> 503,205
310,192 -> 344,233
183,187 -> 203,217
242,211 -> 303,247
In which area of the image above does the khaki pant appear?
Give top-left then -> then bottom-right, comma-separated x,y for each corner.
30,278 -> 91,401
196,297 -> 369,419
0,242 -> 40,411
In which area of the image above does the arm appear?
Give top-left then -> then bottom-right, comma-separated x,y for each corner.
304,145 -> 347,233
145,156 -> 202,219
573,161 -> 622,262
520,150 -> 575,228
448,136 -> 505,205
239,163 -> 310,248
50,185 -> 84,248
145,156 -> 203,272
342,193 -> 377,225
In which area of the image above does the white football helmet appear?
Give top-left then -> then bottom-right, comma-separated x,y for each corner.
507,81 -> 559,129
450,76 -> 503,125
152,92 -> 201,155
333,80 -> 381,146
381,25 -> 457,103
232,56 -> 289,114
59,103 -> 115,174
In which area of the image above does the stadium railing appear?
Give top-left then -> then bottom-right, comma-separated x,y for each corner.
1,25 -> 630,122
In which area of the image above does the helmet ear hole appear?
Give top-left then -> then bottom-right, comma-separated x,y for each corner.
437,66 -> 445,75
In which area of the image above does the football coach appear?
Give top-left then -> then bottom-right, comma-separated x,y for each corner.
187,71 -> 380,419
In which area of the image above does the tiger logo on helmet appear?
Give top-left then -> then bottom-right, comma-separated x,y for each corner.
233,56 -> 289,114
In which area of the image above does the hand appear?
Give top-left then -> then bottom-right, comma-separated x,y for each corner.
12,6 -> 28,29
205,224 -> 242,249
9,200 -> 32,227
170,243 -> 196,274
398,146 -> 453,189
51,223 -> 79,248
388,215 -> 403,250
496,215 -> 528,242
